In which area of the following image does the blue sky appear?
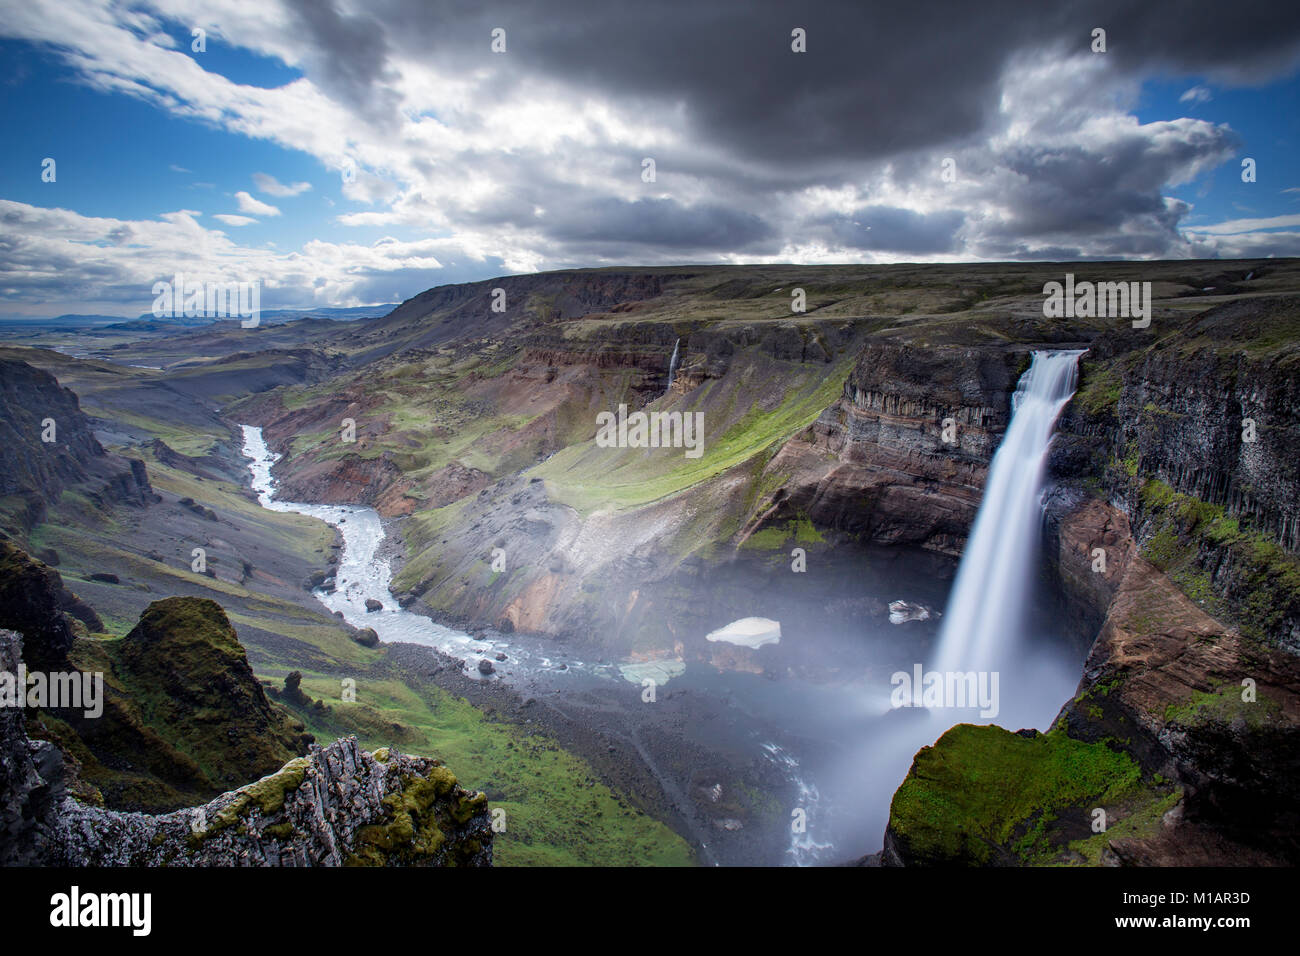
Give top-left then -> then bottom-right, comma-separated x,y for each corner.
1,0 -> 1298,319
1135,75 -> 1300,229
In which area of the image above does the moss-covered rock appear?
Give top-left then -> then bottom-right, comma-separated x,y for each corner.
884,724 -> 1161,866
113,596 -> 314,792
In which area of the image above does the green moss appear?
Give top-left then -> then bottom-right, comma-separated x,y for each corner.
196,756 -> 310,842
345,765 -> 470,866
112,597 -> 310,790
1138,478 -> 1300,642
1122,443 -> 1140,478
888,724 -> 1144,865
1064,790 -> 1183,866
1073,364 -> 1123,418
1163,684 -> 1282,728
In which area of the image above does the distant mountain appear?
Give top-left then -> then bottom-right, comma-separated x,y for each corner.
0,305 -> 398,330
0,314 -> 133,327
128,304 -> 399,327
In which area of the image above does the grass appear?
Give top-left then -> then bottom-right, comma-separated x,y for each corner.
534,356 -> 853,514
1139,478 -> 1300,643
281,670 -> 696,867
741,515 -> 825,551
1163,684 -> 1282,729
1072,363 -> 1124,419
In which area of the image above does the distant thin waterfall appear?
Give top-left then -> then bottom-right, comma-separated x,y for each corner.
665,338 -> 680,396
931,350 -> 1085,675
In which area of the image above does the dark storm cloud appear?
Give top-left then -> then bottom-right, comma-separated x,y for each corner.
348,0 -> 1300,173
978,122 -> 1238,242
282,0 -> 403,120
544,197 -> 774,250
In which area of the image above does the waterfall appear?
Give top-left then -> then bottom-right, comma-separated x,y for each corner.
665,338 -> 680,396
931,350 -> 1086,677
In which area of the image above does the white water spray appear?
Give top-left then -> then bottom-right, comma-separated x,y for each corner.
665,338 -> 680,396
931,350 -> 1085,677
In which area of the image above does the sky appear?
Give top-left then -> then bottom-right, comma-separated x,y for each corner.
1,0 -> 1299,318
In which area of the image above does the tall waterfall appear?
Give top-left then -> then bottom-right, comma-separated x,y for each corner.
665,338 -> 681,396
931,350 -> 1086,677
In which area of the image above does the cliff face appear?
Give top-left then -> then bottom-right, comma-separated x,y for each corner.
754,344 -> 1023,555
884,499 -> 1300,866
1,629 -> 492,867
882,292 -> 1300,866
0,358 -> 152,531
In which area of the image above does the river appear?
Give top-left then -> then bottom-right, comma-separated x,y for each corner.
238,420 -> 1081,866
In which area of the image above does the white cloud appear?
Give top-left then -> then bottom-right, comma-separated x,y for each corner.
0,199 -> 452,313
253,172 -> 311,196
234,191 -> 281,216
1187,213 -> 1300,235
0,0 -> 1293,313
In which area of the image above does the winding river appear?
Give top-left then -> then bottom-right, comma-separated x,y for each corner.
242,424 -> 606,682
240,423 -> 843,864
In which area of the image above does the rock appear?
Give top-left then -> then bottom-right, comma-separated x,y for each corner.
365,598 -> 383,612
283,671 -> 309,706
352,627 -> 380,648
0,632 -> 493,867
0,582 -> 313,815
495,651 -> 507,661
88,572 -> 120,584
887,600 -> 934,624
0,542 -> 78,670
477,659 -> 495,675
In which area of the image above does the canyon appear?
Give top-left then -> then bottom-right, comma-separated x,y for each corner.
1,259 -> 1297,866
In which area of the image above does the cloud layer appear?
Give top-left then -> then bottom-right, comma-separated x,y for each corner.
2,0 -> 1299,314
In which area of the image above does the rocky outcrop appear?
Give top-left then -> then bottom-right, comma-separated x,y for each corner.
0,628 -> 491,866
0,359 -> 153,529
0,541 -> 83,670
112,597 -> 316,792
0,547 -> 313,810
1060,546 -> 1300,863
